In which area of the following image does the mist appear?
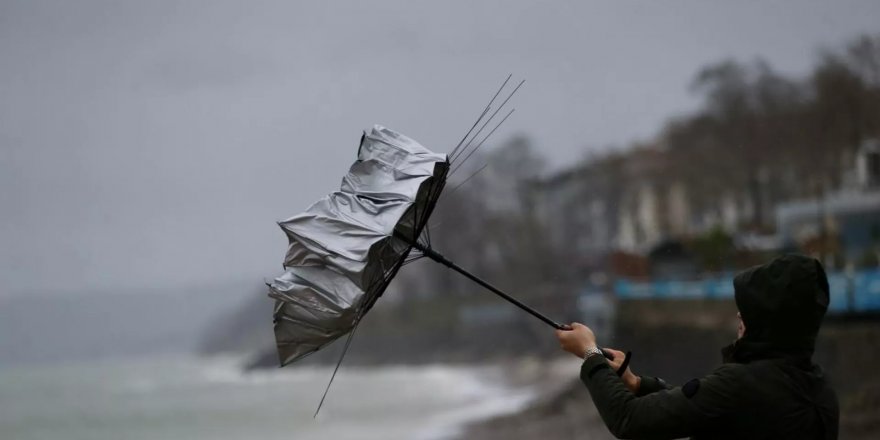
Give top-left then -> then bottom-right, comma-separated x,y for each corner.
3,0 -> 879,297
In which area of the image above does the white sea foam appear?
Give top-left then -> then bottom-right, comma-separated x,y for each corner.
1,355 -> 541,440
415,373 -> 536,440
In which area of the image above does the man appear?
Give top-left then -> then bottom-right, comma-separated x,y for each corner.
556,254 -> 839,439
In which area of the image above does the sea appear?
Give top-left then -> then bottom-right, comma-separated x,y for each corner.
0,354 -> 535,440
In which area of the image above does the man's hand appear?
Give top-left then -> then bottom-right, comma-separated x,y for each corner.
555,322 -> 596,358
604,347 -> 641,394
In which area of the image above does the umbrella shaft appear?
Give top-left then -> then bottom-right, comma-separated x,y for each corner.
407,239 -> 566,330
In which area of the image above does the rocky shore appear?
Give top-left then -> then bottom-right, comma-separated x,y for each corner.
459,356 -> 615,440
460,326 -> 880,440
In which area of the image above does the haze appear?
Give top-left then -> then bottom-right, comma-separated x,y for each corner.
3,0 -> 880,296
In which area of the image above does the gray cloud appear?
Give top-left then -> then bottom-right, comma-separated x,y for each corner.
2,0 -> 879,295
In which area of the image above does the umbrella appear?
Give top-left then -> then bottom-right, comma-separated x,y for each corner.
269,124 -> 450,366
268,77 -> 624,413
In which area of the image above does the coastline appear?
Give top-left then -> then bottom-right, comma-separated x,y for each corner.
0,354 -> 553,440
458,354 -> 880,440
456,356 -> 615,440
240,352 -> 608,439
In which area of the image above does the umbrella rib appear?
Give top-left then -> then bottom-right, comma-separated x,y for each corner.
449,105 -> 491,160
446,163 -> 489,197
430,163 -> 487,218
412,196 -> 420,243
313,316 -> 363,418
419,228 -> 430,248
405,248 -> 424,261
403,254 -> 425,266
422,152 -> 451,223
423,224 -> 431,247
418,169 -> 448,248
313,240 -> 398,417
449,74 -> 511,158
450,108 -> 515,176
452,79 -> 524,164
423,180 -> 437,247
421,199 -> 433,247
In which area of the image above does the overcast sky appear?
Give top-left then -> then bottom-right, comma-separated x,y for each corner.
2,0 -> 879,296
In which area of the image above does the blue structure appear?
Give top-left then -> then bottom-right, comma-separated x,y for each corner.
776,190 -> 880,262
614,269 -> 880,314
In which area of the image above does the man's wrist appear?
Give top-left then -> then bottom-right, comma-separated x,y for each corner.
582,345 -> 602,360
624,373 -> 641,393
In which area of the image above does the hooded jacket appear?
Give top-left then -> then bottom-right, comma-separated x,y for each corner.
580,254 -> 839,439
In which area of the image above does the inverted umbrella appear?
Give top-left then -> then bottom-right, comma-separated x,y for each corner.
269,125 -> 449,366
268,78 -> 625,413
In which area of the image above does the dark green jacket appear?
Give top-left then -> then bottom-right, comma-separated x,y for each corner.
580,255 -> 839,439
580,353 -> 838,439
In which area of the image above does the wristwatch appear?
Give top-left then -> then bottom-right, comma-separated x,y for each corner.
583,346 -> 603,361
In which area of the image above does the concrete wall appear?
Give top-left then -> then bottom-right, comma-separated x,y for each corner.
614,299 -> 878,387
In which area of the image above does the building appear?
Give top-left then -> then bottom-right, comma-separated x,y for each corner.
776,140 -> 880,265
530,138 -> 880,276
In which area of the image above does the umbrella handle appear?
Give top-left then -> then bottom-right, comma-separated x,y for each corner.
405,237 -> 567,328
401,235 -> 621,363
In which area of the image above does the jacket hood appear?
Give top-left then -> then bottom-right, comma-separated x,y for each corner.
725,254 -> 830,363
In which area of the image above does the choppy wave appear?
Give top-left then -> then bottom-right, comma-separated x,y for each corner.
3,354 -> 539,440
208,356 -> 539,439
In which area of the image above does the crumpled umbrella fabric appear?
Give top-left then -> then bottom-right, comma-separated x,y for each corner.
269,125 -> 448,366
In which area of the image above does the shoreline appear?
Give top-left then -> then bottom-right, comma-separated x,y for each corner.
454,356 -> 615,440
237,352 -> 601,439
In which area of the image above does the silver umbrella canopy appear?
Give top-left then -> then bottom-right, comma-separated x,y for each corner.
269,125 -> 448,366
265,78 -> 615,415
